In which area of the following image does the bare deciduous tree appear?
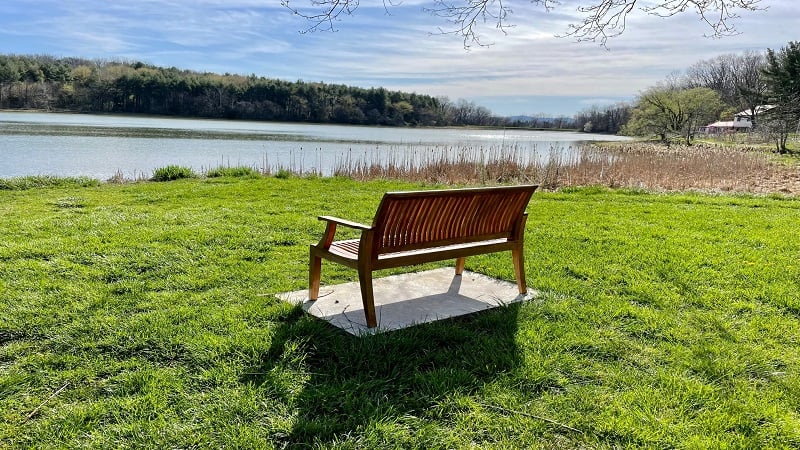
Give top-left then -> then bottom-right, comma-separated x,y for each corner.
282,0 -> 765,48
685,51 -> 766,120
562,0 -> 764,47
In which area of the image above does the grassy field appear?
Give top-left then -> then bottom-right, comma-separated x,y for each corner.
1,175 -> 800,449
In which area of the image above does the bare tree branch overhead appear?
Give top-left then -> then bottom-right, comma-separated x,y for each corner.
564,0 -> 765,47
282,0 -> 765,48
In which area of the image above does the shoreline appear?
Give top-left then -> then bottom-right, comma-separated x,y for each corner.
3,110 -> 797,195
2,140 -> 798,196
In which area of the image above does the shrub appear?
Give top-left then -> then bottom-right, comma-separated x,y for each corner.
0,176 -> 99,190
274,168 -> 292,179
151,165 -> 197,182
206,166 -> 260,178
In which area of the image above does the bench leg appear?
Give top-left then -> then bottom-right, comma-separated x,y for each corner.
512,247 -> 527,294
358,266 -> 378,328
455,257 -> 466,275
309,248 -> 322,300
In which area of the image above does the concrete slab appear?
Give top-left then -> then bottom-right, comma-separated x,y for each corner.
278,268 -> 536,335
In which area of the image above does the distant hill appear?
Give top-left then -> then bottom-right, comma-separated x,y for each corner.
505,115 -> 576,129
506,115 -> 536,123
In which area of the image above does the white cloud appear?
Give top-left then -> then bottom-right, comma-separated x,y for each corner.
0,0 -> 796,115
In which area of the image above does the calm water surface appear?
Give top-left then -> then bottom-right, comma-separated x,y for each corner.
0,111 -> 631,179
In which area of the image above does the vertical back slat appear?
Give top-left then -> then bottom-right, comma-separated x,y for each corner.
373,185 -> 536,253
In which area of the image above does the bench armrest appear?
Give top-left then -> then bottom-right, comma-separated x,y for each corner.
315,216 -> 373,250
318,215 -> 372,231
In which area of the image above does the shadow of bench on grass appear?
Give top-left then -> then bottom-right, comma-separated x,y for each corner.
242,298 -> 524,446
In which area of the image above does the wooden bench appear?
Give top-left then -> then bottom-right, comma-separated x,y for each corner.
308,185 -> 538,328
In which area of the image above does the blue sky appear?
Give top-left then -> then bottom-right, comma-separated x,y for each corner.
0,0 -> 797,116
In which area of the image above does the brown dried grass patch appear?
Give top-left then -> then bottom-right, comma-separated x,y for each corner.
332,143 -> 800,195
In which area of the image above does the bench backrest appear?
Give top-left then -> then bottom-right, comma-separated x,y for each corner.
371,185 -> 538,254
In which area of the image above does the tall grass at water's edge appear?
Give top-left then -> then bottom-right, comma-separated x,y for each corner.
1,176 -> 799,448
331,143 -> 800,194
0,175 -> 100,190
9,142 -> 797,195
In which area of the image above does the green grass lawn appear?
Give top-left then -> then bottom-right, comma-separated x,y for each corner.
1,176 -> 799,449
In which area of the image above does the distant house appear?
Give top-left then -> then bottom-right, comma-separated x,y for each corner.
701,105 -> 774,134
703,116 -> 753,134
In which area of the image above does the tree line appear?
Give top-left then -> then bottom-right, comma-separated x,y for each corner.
0,54 -> 505,127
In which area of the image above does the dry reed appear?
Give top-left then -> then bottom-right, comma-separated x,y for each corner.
331,143 -> 800,195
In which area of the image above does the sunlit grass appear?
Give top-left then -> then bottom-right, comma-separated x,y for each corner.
1,177 -> 799,448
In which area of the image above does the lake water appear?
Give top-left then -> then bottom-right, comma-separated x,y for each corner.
0,111 -> 631,180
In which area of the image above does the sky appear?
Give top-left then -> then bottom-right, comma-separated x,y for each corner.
0,0 -> 797,117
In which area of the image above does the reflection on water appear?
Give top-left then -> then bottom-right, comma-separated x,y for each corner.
0,112 -> 631,179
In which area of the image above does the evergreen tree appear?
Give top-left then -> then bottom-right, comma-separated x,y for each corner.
761,41 -> 800,152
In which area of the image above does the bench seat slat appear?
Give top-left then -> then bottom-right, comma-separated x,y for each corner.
328,239 -> 361,259
328,237 -> 512,262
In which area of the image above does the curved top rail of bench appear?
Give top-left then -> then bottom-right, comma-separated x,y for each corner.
371,184 -> 538,254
